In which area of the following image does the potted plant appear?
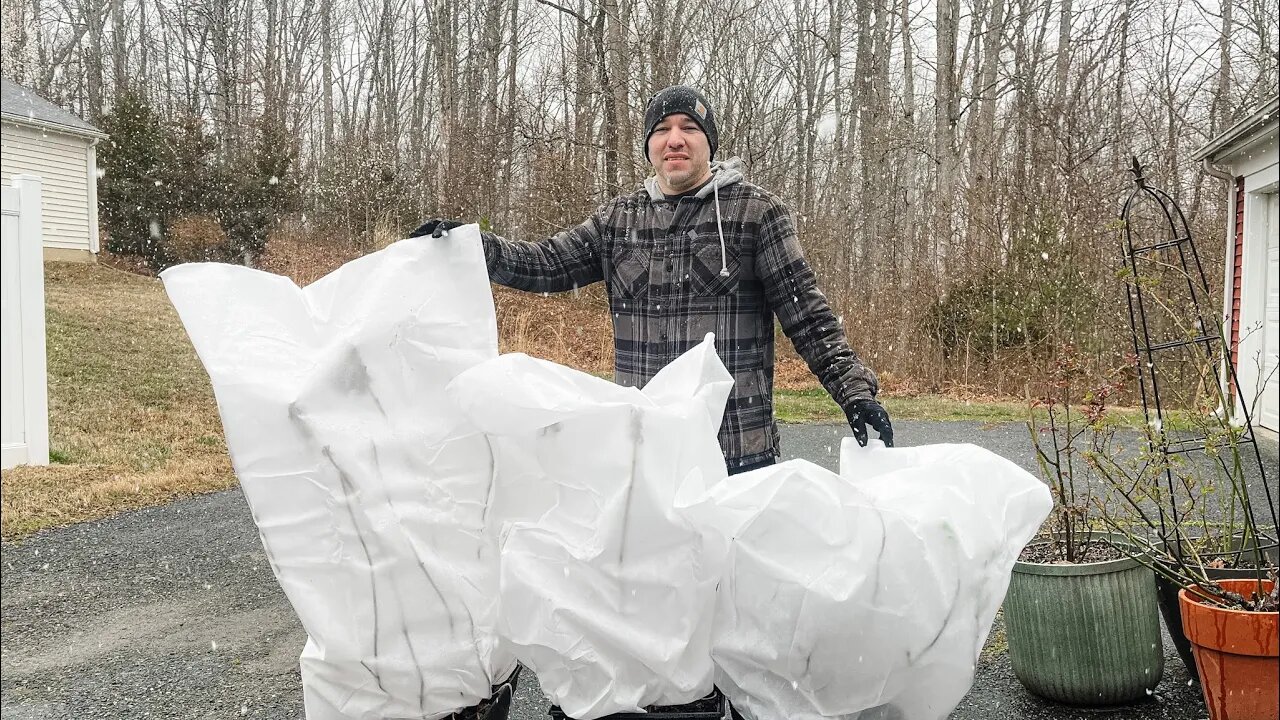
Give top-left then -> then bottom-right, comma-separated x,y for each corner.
1087,362 -> 1278,719
1094,429 -> 1279,720
1088,399 -> 1278,681
1003,350 -> 1164,706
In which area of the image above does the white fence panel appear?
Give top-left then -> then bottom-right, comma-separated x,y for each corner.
1,175 -> 50,469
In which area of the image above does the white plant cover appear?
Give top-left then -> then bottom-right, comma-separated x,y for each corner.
161,227 -> 518,720
447,334 -> 734,720
162,223 -> 1051,720
686,441 -> 1051,720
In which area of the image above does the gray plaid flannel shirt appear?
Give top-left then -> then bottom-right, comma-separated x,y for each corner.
481,157 -> 878,468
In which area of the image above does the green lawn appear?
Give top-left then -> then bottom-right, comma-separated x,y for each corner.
775,386 -> 1162,428
2,262 -> 234,541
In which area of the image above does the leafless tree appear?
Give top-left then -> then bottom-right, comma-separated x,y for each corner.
9,0 -> 1275,395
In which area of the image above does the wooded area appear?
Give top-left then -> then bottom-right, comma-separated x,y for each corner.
2,0 -> 1275,395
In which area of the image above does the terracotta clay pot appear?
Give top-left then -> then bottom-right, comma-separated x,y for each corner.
1179,579 -> 1279,720
1153,534 -> 1278,680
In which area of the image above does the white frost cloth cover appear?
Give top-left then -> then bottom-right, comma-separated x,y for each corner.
448,334 -> 734,720
687,441 -> 1050,720
161,228 -> 517,720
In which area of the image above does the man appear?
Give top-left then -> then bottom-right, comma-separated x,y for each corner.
413,85 -> 892,474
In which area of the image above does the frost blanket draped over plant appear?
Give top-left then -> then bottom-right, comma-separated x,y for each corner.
162,225 -> 1052,720
161,228 -> 518,720
447,335 -> 734,720
682,442 -> 1052,720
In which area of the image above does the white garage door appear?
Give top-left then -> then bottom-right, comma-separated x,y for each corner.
1260,191 -> 1279,432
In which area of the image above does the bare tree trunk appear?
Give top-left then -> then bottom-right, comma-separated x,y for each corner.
934,0 -> 959,270
207,0 -> 238,153
1054,0 -> 1073,106
859,0 -> 889,273
648,0 -> 668,94
110,0 -> 126,96
502,0 -> 520,225
828,0 -> 847,232
86,0 -> 105,118
596,0 -> 620,192
1213,0 -> 1233,131
612,0 -> 635,188
321,0 -> 334,151
137,0 -> 150,93
572,3 -> 593,202
265,0 -> 281,119
968,0 -> 1005,174
900,0 -> 913,123
433,0 -> 460,212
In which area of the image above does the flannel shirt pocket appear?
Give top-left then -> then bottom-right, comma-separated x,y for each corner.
611,243 -> 650,299
688,231 -> 740,296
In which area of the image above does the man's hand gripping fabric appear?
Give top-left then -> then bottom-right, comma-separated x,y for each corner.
846,398 -> 894,447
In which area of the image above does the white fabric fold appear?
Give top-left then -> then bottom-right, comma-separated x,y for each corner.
449,334 -> 734,720
683,441 -> 1051,720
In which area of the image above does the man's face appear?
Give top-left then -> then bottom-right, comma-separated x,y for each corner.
648,113 -> 713,194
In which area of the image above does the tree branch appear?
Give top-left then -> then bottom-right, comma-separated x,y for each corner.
534,0 -> 590,27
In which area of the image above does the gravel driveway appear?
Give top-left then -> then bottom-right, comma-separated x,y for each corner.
3,421 -> 1275,720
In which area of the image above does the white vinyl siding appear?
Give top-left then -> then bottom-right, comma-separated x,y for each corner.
1257,191 -> 1278,431
1,121 -> 93,252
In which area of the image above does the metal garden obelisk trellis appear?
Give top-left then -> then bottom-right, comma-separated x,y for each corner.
1119,157 -> 1277,546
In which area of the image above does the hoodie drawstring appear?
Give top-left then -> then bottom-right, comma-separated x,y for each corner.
713,183 -> 729,277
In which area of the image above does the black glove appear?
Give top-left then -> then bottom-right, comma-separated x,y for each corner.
409,218 -> 465,238
846,398 -> 894,447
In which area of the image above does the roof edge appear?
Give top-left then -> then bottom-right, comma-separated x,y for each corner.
1192,97 -> 1279,162
1,111 -> 108,140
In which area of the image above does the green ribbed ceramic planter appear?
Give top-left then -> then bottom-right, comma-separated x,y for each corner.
1004,542 -> 1164,706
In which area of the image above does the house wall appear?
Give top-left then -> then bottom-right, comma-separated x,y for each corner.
1,121 -> 96,261
1218,129 -> 1279,432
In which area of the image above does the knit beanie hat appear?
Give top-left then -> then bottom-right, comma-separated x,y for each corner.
643,85 -> 718,160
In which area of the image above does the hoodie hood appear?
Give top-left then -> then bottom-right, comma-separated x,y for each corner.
643,157 -> 748,281
644,156 -> 747,201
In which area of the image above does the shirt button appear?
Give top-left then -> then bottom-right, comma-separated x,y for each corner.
660,331 -> 668,340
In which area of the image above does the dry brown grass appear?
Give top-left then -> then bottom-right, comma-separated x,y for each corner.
1,263 -> 234,541
257,222 -> 366,286
260,228 -> 619,377
492,286 -> 614,375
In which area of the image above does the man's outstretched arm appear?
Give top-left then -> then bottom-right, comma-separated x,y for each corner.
412,209 -> 607,294
755,202 -> 893,446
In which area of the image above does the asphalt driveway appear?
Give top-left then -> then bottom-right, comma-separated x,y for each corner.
3,421 -> 1276,719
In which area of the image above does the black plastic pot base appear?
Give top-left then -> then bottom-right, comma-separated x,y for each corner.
1154,572 -> 1199,681
450,666 -> 523,720
548,688 -> 725,720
